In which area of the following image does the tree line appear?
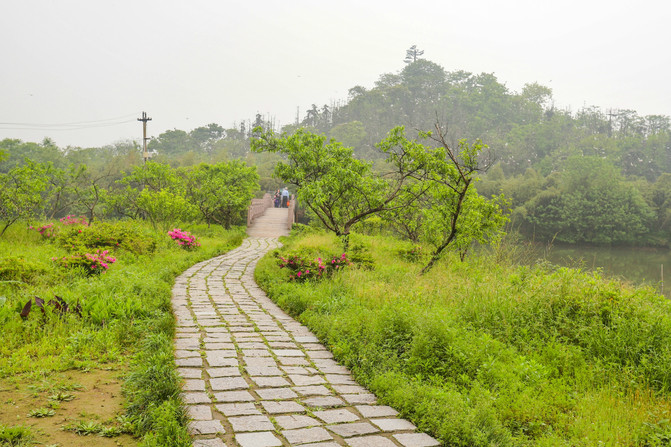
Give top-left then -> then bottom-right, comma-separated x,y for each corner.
3,54 -> 670,246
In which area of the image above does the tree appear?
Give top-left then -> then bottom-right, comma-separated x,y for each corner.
0,161 -> 48,236
404,45 -> 424,64
185,161 -> 259,229
251,126 -> 433,249
378,125 -> 508,273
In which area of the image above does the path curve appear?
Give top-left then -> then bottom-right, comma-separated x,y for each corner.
172,213 -> 441,447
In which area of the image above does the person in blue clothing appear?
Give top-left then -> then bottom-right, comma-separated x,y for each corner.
281,187 -> 290,208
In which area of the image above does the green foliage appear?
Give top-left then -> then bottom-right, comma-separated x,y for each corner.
255,231 -> 671,446
184,160 -> 259,228
57,220 -> 160,255
0,424 -> 33,446
0,161 -> 48,236
0,257 -> 48,284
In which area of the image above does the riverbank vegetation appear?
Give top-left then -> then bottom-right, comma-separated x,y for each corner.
256,228 -> 671,446
0,219 -> 244,445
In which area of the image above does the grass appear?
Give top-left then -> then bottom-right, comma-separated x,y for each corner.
255,229 -> 671,446
0,219 -> 245,445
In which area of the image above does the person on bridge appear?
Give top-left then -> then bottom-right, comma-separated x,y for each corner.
273,189 -> 281,208
281,187 -> 290,208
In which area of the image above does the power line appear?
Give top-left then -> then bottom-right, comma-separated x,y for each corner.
0,113 -> 140,131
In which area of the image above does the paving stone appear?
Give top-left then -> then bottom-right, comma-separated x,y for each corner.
328,422 -> 379,438
293,385 -> 332,396
260,400 -> 306,414
295,336 -> 320,343
313,408 -> 360,424
255,387 -> 298,400
282,427 -> 333,444
298,443 -> 341,447
274,414 -> 322,429
273,348 -> 305,357
178,368 -> 203,379
210,376 -> 248,390
333,384 -> 369,394
213,390 -> 255,402
243,357 -> 277,367
324,374 -> 356,385
393,433 -> 441,447
176,349 -> 201,358
302,396 -> 345,408
251,376 -> 291,387
242,349 -> 272,357
183,392 -> 211,404
189,420 -> 225,435
355,405 -> 398,418
237,342 -> 268,349
183,379 -> 207,391
192,439 -> 227,447
346,435 -> 398,447
207,367 -> 241,377
371,418 -> 416,432
235,431 -> 282,447
206,353 -> 238,367
308,350 -> 334,359
342,393 -> 377,405
205,343 -> 236,350
278,356 -> 311,366
215,402 -> 262,416
176,357 -> 203,367
229,415 -> 275,432
289,374 -> 326,386
245,366 -> 283,376
187,404 -> 212,420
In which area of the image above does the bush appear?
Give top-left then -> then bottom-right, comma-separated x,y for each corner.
53,249 -> 117,276
276,250 -> 351,281
57,221 -> 159,255
0,257 -> 48,283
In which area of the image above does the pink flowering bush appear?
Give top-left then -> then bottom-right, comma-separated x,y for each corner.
168,228 -> 200,249
59,215 -> 89,226
277,252 -> 351,282
53,249 -> 117,276
29,223 -> 56,239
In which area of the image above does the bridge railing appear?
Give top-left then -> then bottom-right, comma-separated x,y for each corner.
287,194 -> 296,230
247,193 -> 272,227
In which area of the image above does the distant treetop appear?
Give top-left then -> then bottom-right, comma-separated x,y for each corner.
404,45 -> 425,64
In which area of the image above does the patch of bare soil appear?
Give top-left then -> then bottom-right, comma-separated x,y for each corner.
0,368 -> 138,446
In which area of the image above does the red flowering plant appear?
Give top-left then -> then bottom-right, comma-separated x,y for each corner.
277,252 -> 351,282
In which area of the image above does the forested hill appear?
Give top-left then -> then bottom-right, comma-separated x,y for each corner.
2,58 -> 670,246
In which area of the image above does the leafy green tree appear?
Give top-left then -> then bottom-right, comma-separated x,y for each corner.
251,126 -> 433,249
0,161 -> 48,236
379,126 -> 508,273
184,161 -> 259,229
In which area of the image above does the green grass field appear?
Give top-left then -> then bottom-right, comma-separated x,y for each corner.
255,229 -> 671,446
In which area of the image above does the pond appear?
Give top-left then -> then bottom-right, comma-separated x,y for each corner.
530,243 -> 671,298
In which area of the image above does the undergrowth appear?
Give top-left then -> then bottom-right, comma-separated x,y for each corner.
255,230 -> 671,446
0,220 -> 245,445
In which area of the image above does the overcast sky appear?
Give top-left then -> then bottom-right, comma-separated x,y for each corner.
1,0 -> 669,148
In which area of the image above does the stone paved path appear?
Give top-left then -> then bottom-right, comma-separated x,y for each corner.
172,227 -> 441,446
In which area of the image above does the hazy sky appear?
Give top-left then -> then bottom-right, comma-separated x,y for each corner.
1,0 -> 669,148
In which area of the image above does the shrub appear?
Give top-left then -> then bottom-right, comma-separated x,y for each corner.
0,257 -> 48,284
167,228 -> 200,249
53,249 -> 117,275
57,221 -> 159,255
277,251 -> 351,281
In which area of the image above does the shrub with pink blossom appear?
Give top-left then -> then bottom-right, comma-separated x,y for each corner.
167,228 -> 200,249
277,252 -> 351,282
53,249 -> 117,276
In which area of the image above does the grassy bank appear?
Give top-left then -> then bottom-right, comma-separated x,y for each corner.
0,220 -> 244,446
255,229 -> 671,446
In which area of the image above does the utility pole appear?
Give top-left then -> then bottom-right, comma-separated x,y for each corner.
137,111 -> 152,163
